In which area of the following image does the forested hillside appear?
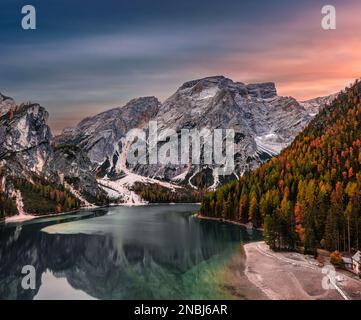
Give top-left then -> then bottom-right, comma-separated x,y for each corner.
200,79 -> 361,255
13,177 -> 80,215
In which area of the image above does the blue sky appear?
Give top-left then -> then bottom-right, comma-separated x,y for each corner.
1,0 -> 361,133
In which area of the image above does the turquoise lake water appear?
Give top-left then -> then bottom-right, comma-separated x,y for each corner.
0,204 -> 261,299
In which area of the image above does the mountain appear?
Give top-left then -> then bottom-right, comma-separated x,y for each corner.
55,96 -> 161,167
0,76 -> 335,218
54,97 -> 165,204
0,94 -> 107,220
143,76 -> 330,183
200,79 -> 361,255
56,76 -> 334,203
0,94 -> 52,176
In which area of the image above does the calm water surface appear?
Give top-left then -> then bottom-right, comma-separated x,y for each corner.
0,204 -> 261,299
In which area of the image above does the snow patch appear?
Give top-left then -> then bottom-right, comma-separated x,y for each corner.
98,134 -> 181,205
98,177 -> 146,205
196,87 -> 219,100
98,171 -> 181,205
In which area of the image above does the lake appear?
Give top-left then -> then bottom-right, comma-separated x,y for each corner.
0,204 -> 262,300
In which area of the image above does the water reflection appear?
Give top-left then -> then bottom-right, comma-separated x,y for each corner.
0,205 -> 261,300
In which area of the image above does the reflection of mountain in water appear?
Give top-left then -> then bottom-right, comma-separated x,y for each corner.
0,206 -> 261,300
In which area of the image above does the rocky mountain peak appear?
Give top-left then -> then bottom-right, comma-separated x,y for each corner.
136,76 -> 334,189
125,96 -> 160,107
60,96 -> 160,137
0,98 -> 51,151
178,75 -> 227,90
0,94 -> 53,189
55,95 -> 161,168
174,76 -> 278,103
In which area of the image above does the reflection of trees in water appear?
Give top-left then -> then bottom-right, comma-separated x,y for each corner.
0,217 -> 261,300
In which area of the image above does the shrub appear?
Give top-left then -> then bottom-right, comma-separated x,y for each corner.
330,251 -> 344,268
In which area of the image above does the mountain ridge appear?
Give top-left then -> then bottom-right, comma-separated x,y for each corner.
0,75 -> 337,218
62,75 -> 334,199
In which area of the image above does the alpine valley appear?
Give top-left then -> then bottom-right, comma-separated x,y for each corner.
0,76 -> 336,219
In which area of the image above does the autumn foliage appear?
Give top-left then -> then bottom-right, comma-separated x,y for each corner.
330,251 -> 344,268
200,79 -> 361,253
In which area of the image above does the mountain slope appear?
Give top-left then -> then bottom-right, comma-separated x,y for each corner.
200,79 -> 361,254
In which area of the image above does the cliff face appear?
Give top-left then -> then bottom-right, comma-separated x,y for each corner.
0,94 -> 106,216
0,95 -> 52,180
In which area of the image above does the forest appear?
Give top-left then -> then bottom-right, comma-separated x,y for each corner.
200,79 -> 361,255
10,177 -> 80,216
132,182 -> 204,203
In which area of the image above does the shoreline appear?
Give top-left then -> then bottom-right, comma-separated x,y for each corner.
242,241 -> 361,300
217,244 -> 269,300
1,202 -> 201,225
2,205 -> 107,225
194,213 -> 264,231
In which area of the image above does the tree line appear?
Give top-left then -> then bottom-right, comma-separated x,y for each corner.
133,182 -> 204,203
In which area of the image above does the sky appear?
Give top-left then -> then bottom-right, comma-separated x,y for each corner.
1,0 -> 361,133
